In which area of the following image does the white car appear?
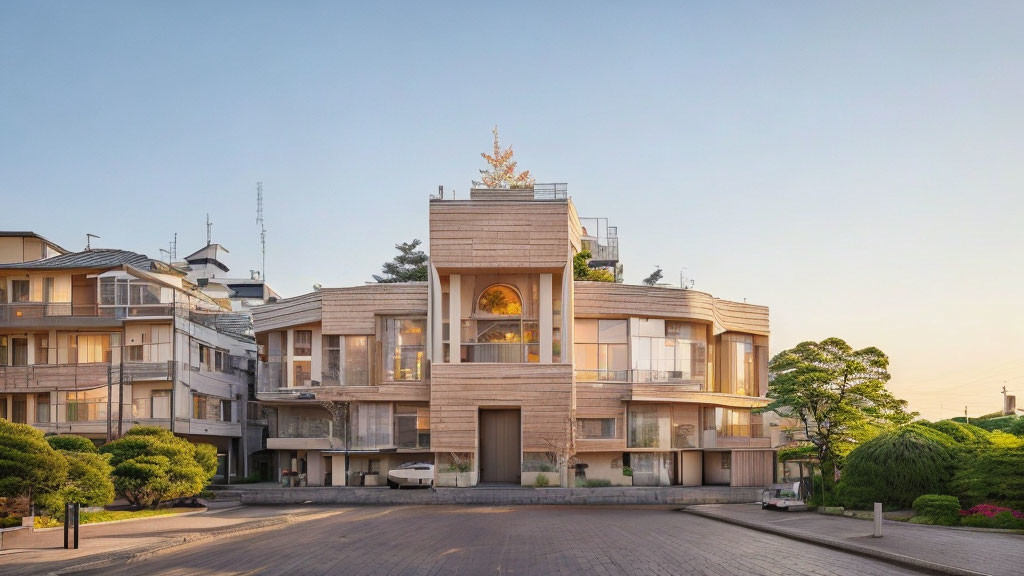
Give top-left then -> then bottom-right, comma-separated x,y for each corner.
761,482 -> 805,511
387,462 -> 434,488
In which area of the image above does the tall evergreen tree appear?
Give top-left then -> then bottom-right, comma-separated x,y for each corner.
373,239 -> 428,283
764,337 -> 915,503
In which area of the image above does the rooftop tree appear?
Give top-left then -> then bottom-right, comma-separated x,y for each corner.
764,337 -> 914,504
373,239 -> 428,283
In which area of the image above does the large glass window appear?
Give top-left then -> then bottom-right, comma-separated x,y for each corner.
382,318 -> 425,382
129,282 -> 161,305
394,404 -> 430,449
322,335 -> 369,386
66,388 -> 111,422
703,407 -> 762,438
632,319 -> 707,386
350,403 -> 392,450
99,277 -> 128,306
574,319 -> 628,381
627,405 -> 662,448
462,282 -> 539,363
715,335 -> 756,396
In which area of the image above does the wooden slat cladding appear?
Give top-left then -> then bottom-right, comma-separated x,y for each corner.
314,383 -> 430,403
573,282 -> 769,336
252,292 -> 322,333
321,284 -> 428,335
730,450 -> 775,487
429,201 -> 573,270
430,363 -> 573,452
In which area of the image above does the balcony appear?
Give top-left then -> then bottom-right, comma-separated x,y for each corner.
0,361 -> 172,391
703,425 -> 772,449
267,415 -> 344,450
574,369 -> 703,390
0,302 -> 181,327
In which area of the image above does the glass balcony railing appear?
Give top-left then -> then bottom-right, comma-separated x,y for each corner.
574,369 -> 704,389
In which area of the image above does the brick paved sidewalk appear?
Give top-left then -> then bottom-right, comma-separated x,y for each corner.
0,505 -> 343,576
687,503 -> 1024,576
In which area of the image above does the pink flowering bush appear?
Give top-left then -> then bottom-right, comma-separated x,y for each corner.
959,504 -> 1024,529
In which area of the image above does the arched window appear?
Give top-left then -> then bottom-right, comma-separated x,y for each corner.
476,284 -> 522,317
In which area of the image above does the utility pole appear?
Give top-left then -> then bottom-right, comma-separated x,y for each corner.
257,182 -> 266,281
206,214 -> 213,246
965,406 -> 969,425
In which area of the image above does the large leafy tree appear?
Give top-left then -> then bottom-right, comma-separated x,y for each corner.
373,239 -> 428,283
0,420 -> 68,507
764,338 -> 914,502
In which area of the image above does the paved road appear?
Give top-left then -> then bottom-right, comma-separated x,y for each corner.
68,506 -> 921,575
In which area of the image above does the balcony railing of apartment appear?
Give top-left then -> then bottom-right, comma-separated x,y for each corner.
431,183 -> 567,201
277,415 -> 343,440
703,423 -> 771,448
0,361 -> 173,390
461,342 -> 540,363
574,369 -> 704,390
0,302 -> 184,322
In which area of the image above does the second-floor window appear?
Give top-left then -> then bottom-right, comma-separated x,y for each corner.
633,320 -> 707,386
12,280 -> 29,303
293,330 -> 312,357
574,319 -> 628,381
322,335 -> 369,386
578,418 -> 617,439
382,318 -> 425,382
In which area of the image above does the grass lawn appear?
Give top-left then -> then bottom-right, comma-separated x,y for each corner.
34,507 -> 197,528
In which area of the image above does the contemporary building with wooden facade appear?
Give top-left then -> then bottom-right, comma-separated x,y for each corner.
0,234 -> 261,479
253,184 -> 775,489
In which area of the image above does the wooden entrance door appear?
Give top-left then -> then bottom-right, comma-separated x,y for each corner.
479,409 -> 521,484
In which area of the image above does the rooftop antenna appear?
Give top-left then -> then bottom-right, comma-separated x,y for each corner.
85,234 -> 100,250
206,214 -> 213,246
169,233 -> 178,261
256,182 -> 266,281
159,248 -> 171,263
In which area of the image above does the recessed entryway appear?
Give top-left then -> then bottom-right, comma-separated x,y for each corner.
478,408 -> 521,484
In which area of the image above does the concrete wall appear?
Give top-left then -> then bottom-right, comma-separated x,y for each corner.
575,452 -> 632,486
218,485 -> 762,506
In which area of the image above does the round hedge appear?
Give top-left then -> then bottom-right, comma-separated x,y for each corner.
838,423 -> 960,509
923,420 -> 992,446
46,434 -> 99,453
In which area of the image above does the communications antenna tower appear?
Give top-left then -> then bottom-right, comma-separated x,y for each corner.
257,182 -> 266,281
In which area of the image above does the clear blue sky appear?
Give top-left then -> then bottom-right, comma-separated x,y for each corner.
3,2 -> 1023,419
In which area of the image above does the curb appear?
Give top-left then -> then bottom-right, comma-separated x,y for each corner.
682,508 -> 990,576
49,515 -> 290,575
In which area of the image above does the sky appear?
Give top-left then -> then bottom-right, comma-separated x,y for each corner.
2,2 -> 1023,420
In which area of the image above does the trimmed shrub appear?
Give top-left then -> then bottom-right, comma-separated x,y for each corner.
46,435 -> 98,453
923,421 -> 991,446
837,423 -> 959,509
910,494 -> 960,526
37,451 -> 115,515
0,420 -> 68,505
100,427 -> 217,508
961,510 -> 1024,529
577,479 -> 613,488
534,474 -> 549,487
952,446 -> 1024,510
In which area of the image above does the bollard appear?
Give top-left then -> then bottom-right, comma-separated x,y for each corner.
63,503 -> 70,549
73,503 -> 80,549
873,502 -> 883,538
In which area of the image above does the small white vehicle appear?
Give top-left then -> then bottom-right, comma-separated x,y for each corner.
761,482 -> 805,511
387,462 -> 434,488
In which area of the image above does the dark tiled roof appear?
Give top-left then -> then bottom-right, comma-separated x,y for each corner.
0,249 -> 154,270
190,311 -> 254,338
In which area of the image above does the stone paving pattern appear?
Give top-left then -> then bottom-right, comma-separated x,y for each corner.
690,503 -> 1024,576
60,506 -> 923,576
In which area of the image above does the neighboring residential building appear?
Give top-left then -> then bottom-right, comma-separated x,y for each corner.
177,243 -> 280,312
0,239 -> 258,479
0,232 -> 67,264
254,183 -> 774,488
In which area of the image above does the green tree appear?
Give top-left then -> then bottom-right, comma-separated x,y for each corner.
100,426 -> 217,508
764,338 -> 914,503
642,266 -> 663,286
46,434 -> 98,453
952,445 -> 1024,510
373,239 -> 428,283
37,450 -> 115,514
0,420 -> 68,507
573,250 -> 615,282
